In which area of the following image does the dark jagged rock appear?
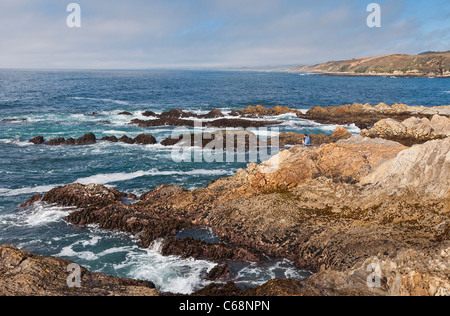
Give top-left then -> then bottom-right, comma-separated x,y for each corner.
160,109 -> 194,119
133,134 -> 157,145
160,130 -> 260,150
75,133 -> 96,146
160,136 -> 182,146
245,279 -> 305,296
232,105 -> 302,118
139,185 -> 189,202
1,118 -> 27,122
19,194 -> 43,208
189,282 -> 243,296
118,111 -> 133,116
119,135 -> 135,144
207,118 -> 281,128
42,183 -> 126,210
200,109 -> 224,119
63,138 -> 76,146
46,138 -> 66,146
190,279 -> 306,296
130,117 -> 280,129
130,118 -> 195,128
29,136 -> 44,145
207,264 -> 235,281
142,111 -> 157,117
160,237 -> 262,262
101,136 -> 119,142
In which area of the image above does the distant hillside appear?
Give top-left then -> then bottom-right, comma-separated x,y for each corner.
289,52 -> 450,77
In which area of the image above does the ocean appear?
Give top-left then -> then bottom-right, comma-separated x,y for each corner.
0,69 -> 449,294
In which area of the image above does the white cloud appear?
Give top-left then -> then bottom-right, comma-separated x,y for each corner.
0,0 -> 447,69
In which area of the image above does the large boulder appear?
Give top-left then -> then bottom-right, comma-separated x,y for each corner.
29,136 -> 44,145
119,135 -> 135,144
133,134 -> 157,145
200,109 -> 225,119
361,115 -> 449,146
75,133 -> 96,146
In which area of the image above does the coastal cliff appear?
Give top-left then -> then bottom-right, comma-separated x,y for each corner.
288,52 -> 450,77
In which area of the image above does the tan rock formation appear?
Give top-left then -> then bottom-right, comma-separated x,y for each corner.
0,246 -> 159,296
361,115 -> 449,146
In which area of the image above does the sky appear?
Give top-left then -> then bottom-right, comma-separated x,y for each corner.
0,0 -> 449,69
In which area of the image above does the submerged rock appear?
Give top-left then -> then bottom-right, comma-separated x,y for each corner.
29,136 -> 44,145
46,137 -> 66,146
133,134 -> 157,145
100,136 -> 119,142
118,135 -> 135,144
142,111 -> 157,117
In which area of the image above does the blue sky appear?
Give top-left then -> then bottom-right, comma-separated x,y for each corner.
0,0 -> 448,69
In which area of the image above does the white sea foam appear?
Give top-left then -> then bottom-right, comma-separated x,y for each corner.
0,169 -> 230,197
0,184 -> 60,197
0,203 -> 75,228
0,138 -> 33,147
75,169 -> 233,185
57,245 -> 99,261
113,248 -> 217,294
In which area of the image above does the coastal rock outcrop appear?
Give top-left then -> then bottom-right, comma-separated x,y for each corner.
133,134 -> 157,145
299,103 -> 450,129
160,129 -> 260,150
19,135 -> 450,296
230,105 -> 302,118
273,126 -> 352,147
29,133 -> 157,147
29,136 -> 44,145
75,133 -> 96,146
130,117 -> 281,129
360,115 -> 450,146
0,245 -> 159,296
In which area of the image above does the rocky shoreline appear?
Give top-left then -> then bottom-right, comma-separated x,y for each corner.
3,103 -> 450,296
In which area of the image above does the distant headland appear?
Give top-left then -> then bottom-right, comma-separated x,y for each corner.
285,51 -> 450,78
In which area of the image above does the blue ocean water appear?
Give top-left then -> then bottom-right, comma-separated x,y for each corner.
0,69 -> 449,293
